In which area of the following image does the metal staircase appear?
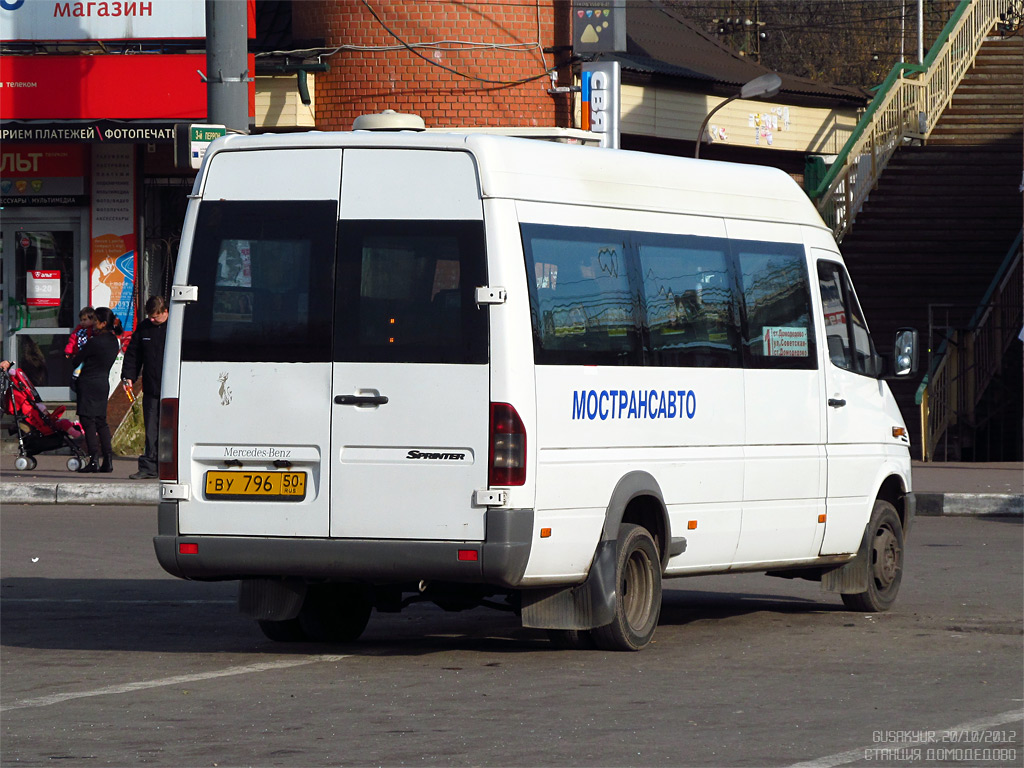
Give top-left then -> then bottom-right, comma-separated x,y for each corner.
836,28 -> 1023,459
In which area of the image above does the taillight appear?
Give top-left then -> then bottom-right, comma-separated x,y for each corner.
158,398 -> 178,481
489,402 -> 526,486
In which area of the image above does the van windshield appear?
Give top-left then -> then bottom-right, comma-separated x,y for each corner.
181,201 -> 337,363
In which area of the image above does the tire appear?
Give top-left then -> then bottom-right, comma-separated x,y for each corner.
257,618 -> 308,642
26,457 -> 37,470
592,524 -> 662,652
298,584 -> 372,643
842,500 -> 904,612
66,457 -> 82,472
14,456 -> 31,471
547,629 -> 596,650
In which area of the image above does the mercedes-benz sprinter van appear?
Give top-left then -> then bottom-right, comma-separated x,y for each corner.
155,128 -> 918,651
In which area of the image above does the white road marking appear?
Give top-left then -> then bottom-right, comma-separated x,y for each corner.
1,655 -> 348,712
789,708 -> 1024,767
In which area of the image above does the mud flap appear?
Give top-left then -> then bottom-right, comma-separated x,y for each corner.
520,539 -> 617,630
238,578 -> 308,621
821,522 -> 871,594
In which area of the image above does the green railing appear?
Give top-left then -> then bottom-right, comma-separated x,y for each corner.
808,0 -> 1002,241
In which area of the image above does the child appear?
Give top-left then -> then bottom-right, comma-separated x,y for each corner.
65,306 -> 97,393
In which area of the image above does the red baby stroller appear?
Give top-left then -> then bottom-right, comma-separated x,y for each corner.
1,365 -> 89,471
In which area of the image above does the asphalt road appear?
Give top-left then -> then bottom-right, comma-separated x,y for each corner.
1,505 -> 1021,768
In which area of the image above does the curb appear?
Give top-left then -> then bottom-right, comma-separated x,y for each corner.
1,482 -> 160,506
915,492 -> 1023,517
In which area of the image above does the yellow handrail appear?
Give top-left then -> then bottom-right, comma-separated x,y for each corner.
812,0 -> 1001,241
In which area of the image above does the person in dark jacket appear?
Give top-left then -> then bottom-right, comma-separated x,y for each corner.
71,306 -> 122,473
121,295 -> 168,479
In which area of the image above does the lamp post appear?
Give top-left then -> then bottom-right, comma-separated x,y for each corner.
695,73 -> 782,159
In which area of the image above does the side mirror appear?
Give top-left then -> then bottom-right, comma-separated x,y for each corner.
890,328 -> 919,378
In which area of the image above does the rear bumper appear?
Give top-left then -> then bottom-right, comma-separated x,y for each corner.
153,503 -> 533,589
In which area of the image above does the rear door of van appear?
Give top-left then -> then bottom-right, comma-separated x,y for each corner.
329,148 -> 491,541
176,147 -> 341,538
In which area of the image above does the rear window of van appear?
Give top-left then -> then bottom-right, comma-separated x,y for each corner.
334,220 -> 488,365
182,201 -> 337,363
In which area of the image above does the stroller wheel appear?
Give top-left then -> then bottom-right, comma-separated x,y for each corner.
27,457 -> 38,470
66,457 -> 83,472
14,455 -> 32,471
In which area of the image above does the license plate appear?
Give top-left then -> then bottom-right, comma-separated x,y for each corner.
204,471 -> 306,501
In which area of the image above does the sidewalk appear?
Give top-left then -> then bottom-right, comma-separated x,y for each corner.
0,453 -> 1021,514
910,461 -> 1023,516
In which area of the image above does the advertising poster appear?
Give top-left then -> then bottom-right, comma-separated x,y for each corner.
26,270 -> 61,306
0,0 -> 207,41
0,144 -> 87,206
90,144 -> 136,334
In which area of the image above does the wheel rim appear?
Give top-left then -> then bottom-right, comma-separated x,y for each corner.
871,523 -> 901,591
621,548 -> 655,631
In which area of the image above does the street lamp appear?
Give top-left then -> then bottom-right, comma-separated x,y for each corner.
695,73 -> 782,159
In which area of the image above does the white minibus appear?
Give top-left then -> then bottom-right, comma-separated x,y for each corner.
155,125 -> 919,651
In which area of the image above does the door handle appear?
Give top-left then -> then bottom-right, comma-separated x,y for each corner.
828,397 -> 847,408
334,394 -> 389,406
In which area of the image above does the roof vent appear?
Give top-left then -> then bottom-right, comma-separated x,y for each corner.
352,110 -> 426,131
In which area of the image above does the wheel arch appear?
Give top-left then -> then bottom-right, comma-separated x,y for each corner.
876,472 -> 913,538
604,471 -> 671,570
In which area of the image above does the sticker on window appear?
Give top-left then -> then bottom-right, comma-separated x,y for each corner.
216,240 -> 252,287
762,326 -> 809,357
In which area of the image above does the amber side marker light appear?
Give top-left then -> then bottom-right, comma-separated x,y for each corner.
818,514 -> 827,524
892,426 -> 908,439
540,528 -> 552,538
687,520 -> 698,530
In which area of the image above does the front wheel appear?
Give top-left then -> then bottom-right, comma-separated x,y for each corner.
842,500 -> 904,612
66,457 -> 83,472
592,524 -> 662,651
14,455 -> 31,471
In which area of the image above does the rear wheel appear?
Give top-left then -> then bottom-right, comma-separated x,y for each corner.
592,524 -> 662,651
298,584 -> 373,643
842,500 -> 904,612
257,618 -> 308,642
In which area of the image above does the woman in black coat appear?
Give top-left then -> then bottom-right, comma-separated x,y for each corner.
70,306 -> 122,473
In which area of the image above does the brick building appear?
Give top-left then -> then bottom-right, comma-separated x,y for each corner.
288,0 -> 573,130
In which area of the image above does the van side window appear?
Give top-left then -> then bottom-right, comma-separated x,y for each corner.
736,244 -> 817,370
637,235 -> 741,368
182,201 -> 336,363
817,261 -> 879,376
521,224 -> 641,365
334,220 -> 487,364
